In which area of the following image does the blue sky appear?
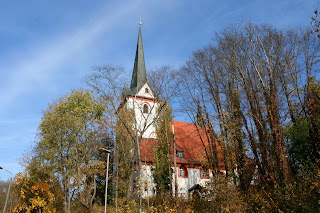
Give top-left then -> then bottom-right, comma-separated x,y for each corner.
0,0 -> 318,180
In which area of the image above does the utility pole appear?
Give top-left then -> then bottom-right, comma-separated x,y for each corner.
0,167 -> 12,213
99,148 -> 111,213
171,123 -> 178,198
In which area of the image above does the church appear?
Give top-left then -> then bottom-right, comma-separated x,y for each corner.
119,23 -> 224,198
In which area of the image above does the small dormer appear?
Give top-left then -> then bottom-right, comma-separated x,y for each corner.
176,150 -> 184,158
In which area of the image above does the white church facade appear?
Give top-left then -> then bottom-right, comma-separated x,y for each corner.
119,23 -> 225,198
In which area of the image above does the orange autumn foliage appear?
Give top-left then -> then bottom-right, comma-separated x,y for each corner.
13,172 -> 57,213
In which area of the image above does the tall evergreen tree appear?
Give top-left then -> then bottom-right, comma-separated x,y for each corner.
152,104 -> 173,196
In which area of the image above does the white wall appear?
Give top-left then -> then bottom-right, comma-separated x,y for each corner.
140,165 -> 210,198
172,168 -> 210,198
140,164 -> 156,198
125,83 -> 160,139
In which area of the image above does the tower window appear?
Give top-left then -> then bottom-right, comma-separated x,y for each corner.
145,88 -> 149,93
143,104 -> 149,113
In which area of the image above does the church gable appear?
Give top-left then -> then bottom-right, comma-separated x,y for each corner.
136,82 -> 155,100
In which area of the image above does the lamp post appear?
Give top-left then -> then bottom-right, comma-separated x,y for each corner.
0,167 -> 12,213
99,148 -> 111,213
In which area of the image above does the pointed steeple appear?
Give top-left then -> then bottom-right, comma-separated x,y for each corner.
196,101 -> 206,128
130,21 -> 147,95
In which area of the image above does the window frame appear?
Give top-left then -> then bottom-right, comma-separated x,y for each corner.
178,166 -> 188,178
143,104 -> 149,113
200,168 -> 209,179
176,150 -> 184,158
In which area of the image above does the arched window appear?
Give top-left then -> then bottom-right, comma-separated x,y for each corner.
145,88 -> 149,93
143,104 -> 149,113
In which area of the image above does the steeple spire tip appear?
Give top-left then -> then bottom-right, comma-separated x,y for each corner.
129,18 -> 147,94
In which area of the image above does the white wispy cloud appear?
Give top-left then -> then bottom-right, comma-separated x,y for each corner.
0,1 -> 138,112
0,1 -> 140,177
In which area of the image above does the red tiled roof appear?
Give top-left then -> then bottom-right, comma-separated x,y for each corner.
140,120 -> 224,168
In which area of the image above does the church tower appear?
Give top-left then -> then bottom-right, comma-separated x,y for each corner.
121,22 -> 159,139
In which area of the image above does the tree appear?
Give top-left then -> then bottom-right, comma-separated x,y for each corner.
194,175 -> 247,212
152,104 -> 173,196
0,179 -> 19,213
286,116 -> 314,174
311,9 -> 320,39
35,89 -> 106,212
86,65 -> 177,205
178,23 -> 320,188
0,180 -> 8,211
285,80 -> 320,208
176,22 -> 320,211
13,171 -> 62,213
86,65 -> 143,202
114,107 -> 135,198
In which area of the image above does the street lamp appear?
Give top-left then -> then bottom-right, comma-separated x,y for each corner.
99,148 -> 111,213
0,167 -> 12,213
